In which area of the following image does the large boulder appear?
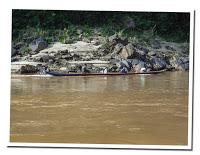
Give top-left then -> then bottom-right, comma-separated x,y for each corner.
30,41 -> 101,64
126,43 -> 135,56
39,41 -> 101,54
120,60 -> 132,71
151,57 -> 167,70
119,43 -> 148,60
134,48 -> 147,60
134,44 -> 149,53
110,53 -> 122,61
29,38 -> 48,53
108,63 -> 119,72
168,56 -> 189,71
116,59 -> 146,72
40,54 -> 50,63
119,43 -> 135,59
32,53 -> 50,62
133,45 -> 148,60
110,58 -> 120,64
176,57 -> 189,71
127,59 -> 141,66
113,43 -> 124,54
18,65 -> 39,74
57,59 -> 67,66
131,61 -> 146,73
177,62 -> 189,71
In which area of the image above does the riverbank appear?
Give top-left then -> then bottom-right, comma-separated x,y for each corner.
11,34 -> 189,74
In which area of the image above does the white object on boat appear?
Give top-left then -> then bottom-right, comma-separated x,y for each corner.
140,68 -> 146,73
104,68 -> 108,74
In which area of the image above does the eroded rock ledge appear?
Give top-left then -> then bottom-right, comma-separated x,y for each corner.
11,35 -> 189,74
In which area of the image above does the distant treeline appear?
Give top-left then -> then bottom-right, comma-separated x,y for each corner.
12,10 -> 190,42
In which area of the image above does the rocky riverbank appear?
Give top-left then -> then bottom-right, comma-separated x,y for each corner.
11,34 -> 189,74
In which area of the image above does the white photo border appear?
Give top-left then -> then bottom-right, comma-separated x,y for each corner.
7,8 -> 195,151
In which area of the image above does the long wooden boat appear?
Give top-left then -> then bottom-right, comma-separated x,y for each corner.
45,69 -> 167,76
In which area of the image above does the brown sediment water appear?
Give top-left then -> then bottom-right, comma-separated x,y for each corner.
10,71 -> 189,145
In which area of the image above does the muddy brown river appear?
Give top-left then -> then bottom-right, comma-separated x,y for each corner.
10,71 -> 189,145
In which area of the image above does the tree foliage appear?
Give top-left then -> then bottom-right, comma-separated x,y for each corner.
12,10 -> 190,42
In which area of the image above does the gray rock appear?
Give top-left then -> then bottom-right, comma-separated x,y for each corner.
134,44 -> 149,53
83,55 -> 92,61
120,47 -> 129,59
120,67 -> 129,73
108,64 -> 118,72
169,58 -> 178,69
111,53 -> 122,60
176,57 -> 189,71
60,50 -> 69,55
61,54 -> 73,60
116,60 -> 133,72
168,56 -> 189,71
11,56 -> 19,62
135,48 -> 147,56
34,54 -> 49,63
59,59 -> 67,66
18,65 -> 39,74
108,34 -> 118,43
48,59 -> 54,65
121,60 -> 132,70
127,59 -> 140,66
148,51 -> 157,57
145,61 -> 153,69
90,38 -> 101,46
151,58 -> 167,70
101,54 -> 112,61
110,58 -> 120,64
120,44 -> 135,59
126,43 -> 135,56
132,61 -> 145,73
29,38 -> 48,53
108,34 -> 128,46
177,63 -> 189,71
113,43 -> 124,54
179,57 -> 189,63
32,53 -> 49,62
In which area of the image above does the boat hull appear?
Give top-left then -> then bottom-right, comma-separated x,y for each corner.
45,69 -> 167,76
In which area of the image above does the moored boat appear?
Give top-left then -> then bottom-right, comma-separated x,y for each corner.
45,69 -> 167,77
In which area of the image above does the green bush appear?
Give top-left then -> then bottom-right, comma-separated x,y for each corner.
12,10 -> 190,43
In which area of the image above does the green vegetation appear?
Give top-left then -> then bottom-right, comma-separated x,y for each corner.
12,10 -> 190,43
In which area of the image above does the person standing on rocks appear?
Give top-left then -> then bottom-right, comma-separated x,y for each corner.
81,64 -> 90,73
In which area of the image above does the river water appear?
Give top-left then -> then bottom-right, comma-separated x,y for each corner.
10,71 -> 189,145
